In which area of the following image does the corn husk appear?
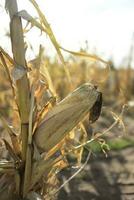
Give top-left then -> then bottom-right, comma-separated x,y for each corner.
34,83 -> 101,152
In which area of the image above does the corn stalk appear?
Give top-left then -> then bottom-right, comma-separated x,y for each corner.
5,0 -> 30,197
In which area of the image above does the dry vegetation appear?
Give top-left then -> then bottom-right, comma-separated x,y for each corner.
0,0 -> 134,200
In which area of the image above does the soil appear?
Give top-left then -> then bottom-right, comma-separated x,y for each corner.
58,147 -> 134,200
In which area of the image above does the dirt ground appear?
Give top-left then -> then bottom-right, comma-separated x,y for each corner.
58,147 -> 134,200
58,112 -> 134,200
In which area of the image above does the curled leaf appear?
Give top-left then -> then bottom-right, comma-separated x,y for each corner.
60,46 -> 108,65
11,65 -> 27,81
16,10 -> 45,32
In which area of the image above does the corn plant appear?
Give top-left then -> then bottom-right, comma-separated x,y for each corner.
0,0 -> 108,199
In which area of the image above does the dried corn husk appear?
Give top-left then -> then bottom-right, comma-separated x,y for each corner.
34,83 -> 102,152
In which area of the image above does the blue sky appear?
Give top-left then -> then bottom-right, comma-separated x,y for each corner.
0,0 -> 134,66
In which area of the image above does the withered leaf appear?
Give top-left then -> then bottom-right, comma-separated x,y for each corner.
11,65 -> 27,81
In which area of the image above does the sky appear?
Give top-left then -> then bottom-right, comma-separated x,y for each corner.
0,0 -> 134,66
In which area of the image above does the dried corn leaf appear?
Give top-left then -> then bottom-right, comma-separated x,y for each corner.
0,47 -> 14,66
66,125 -> 87,165
0,113 -> 21,156
3,139 -> 20,162
34,83 -> 101,152
30,156 -> 61,189
60,47 -> 108,65
17,10 -> 45,32
11,65 -> 27,81
40,65 -> 56,96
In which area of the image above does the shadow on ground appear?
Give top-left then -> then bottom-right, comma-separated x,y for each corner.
58,147 -> 134,200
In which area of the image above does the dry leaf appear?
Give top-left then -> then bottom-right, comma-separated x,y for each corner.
11,65 -> 27,81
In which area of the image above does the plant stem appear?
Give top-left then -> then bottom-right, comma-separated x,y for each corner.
6,0 -> 31,197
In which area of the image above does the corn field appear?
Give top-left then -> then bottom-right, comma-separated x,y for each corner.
0,0 -> 134,200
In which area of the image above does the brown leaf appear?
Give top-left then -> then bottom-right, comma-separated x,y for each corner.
11,65 -> 27,81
